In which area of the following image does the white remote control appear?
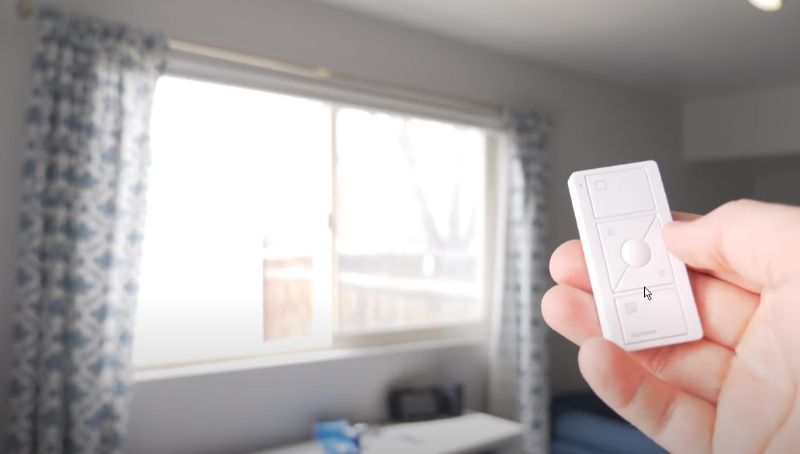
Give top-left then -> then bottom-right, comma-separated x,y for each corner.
568,160 -> 702,351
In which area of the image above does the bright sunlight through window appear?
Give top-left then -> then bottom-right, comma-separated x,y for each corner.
133,75 -> 489,368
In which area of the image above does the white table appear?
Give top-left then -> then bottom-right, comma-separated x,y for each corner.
258,412 -> 522,454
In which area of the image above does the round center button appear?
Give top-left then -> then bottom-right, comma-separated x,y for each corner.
621,239 -> 651,267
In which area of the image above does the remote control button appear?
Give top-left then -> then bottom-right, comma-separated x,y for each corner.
621,239 -> 651,267
586,168 -> 655,219
615,216 -> 674,292
616,287 -> 688,344
597,215 -> 654,290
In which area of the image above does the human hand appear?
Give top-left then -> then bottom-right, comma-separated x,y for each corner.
543,199 -> 800,453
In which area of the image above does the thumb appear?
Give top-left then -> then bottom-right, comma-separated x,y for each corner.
663,199 -> 800,292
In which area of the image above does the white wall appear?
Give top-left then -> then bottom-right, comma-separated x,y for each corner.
0,1 -> 753,452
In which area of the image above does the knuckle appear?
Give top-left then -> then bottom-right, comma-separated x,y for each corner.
549,240 -> 577,281
548,247 -> 560,280
647,345 -> 675,379
540,285 -> 561,311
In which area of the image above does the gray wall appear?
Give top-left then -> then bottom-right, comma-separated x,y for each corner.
752,155 -> 800,205
683,82 -> 800,160
0,1 -> 752,452
0,5 -> 34,448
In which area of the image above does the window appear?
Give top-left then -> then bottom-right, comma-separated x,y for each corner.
335,108 -> 486,333
133,74 -> 495,369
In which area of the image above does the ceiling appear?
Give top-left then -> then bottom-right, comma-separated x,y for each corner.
316,0 -> 800,97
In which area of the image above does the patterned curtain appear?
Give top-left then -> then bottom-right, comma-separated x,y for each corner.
489,111 -> 550,453
8,8 -> 166,453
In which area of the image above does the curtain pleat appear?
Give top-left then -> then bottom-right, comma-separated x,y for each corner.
490,110 -> 550,453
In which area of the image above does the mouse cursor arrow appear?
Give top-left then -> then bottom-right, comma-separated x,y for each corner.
643,287 -> 652,301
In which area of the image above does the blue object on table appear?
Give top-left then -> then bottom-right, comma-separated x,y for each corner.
551,393 -> 667,454
313,419 -> 362,454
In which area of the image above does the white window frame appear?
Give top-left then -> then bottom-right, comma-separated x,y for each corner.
136,53 -> 506,372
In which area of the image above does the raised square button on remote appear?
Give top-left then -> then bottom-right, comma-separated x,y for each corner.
587,168 -> 655,218
616,287 -> 688,344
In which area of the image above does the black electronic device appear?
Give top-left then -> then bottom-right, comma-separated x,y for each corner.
388,383 -> 464,422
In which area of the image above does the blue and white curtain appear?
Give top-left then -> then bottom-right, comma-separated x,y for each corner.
490,111 -> 550,453
8,7 -> 166,453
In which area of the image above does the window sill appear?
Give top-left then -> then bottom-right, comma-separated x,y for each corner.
133,336 -> 487,383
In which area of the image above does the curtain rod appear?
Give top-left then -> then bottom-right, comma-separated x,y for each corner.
15,0 -> 504,120
166,39 -> 504,119
167,39 -> 333,81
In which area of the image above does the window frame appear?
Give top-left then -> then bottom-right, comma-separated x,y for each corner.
135,53 -> 505,370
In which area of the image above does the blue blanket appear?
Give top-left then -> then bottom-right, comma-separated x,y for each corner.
551,393 -> 666,454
